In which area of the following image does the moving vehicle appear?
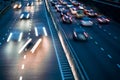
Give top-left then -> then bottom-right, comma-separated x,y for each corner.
75,10 -> 85,18
7,29 -> 23,42
81,17 -> 93,26
97,15 -> 110,24
62,14 -> 72,23
20,12 -> 30,19
73,28 -> 88,41
13,2 -> 22,9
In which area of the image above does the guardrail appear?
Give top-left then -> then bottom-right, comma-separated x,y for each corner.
45,0 -> 89,80
0,5 -> 10,16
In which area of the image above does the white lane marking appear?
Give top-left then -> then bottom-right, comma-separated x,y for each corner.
43,27 -> 48,36
107,54 -> 112,59
21,64 -> 24,69
19,76 -> 23,80
34,27 -> 38,37
7,33 -> 12,42
94,41 -> 98,45
18,32 -> 23,42
117,64 -> 120,69
45,1 -> 64,79
18,38 -> 32,54
31,38 -> 42,53
24,55 -> 26,59
100,47 -> 104,51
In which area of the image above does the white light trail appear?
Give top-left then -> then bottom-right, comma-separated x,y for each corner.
7,33 -> 12,42
34,27 -> 38,37
24,55 -> 26,59
21,64 -> 24,69
43,27 -> 47,36
18,38 -> 32,54
31,38 -> 42,53
18,32 -> 23,42
19,76 -> 23,80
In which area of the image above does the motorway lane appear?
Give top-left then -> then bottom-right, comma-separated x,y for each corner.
49,0 -> 120,80
0,0 -> 73,80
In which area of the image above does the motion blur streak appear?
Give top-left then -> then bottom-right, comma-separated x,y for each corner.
21,64 -> 24,69
58,32 -> 78,80
43,27 -> 47,36
19,76 -> 23,80
34,27 -> 38,36
18,37 -> 51,77
7,33 -> 12,42
24,55 -> 26,59
31,38 -> 42,53
18,32 -> 23,42
18,38 -> 32,54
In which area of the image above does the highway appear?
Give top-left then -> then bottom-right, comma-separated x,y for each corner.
0,0 -> 74,80
48,0 -> 120,80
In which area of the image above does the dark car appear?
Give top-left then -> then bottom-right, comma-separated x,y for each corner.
51,1 -> 58,6
20,12 -> 30,19
73,28 -> 88,41
7,29 -> 23,42
86,10 -> 98,17
97,15 -> 110,24
62,14 -> 72,23
60,9 -> 69,17
27,1 -> 33,6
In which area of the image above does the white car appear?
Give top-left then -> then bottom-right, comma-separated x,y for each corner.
70,7 -> 77,15
81,17 -> 93,26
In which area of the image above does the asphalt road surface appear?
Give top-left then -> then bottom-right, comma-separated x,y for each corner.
48,0 -> 120,80
0,0 -> 74,80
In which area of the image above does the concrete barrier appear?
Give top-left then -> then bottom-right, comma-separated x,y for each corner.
45,0 -> 89,80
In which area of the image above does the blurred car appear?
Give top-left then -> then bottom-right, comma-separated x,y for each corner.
59,0 -> 67,5
75,10 -> 85,18
20,12 -> 30,19
73,28 -> 88,41
13,2 -> 22,9
27,1 -> 33,6
66,4 -> 73,9
7,29 -> 23,42
70,7 -> 77,15
97,15 -> 110,24
60,9 -> 69,17
81,17 -> 93,26
84,7 -> 93,14
51,1 -> 58,6
71,1 -> 80,6
62,14 -> 72,23
77,3 -> 85,10
55,5 -> 65,12
86,10 -> 98,17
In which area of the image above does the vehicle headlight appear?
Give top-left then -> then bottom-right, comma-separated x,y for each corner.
20,14 -> 24,19
27,14 -> 30,18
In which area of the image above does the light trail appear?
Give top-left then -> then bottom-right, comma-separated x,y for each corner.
34,27 -> 38,37
31,38 -> 42,53
18,32 -> 23,42
7,33 -> 12,42
43,27 -> 47,36
18,38 -> 32,54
